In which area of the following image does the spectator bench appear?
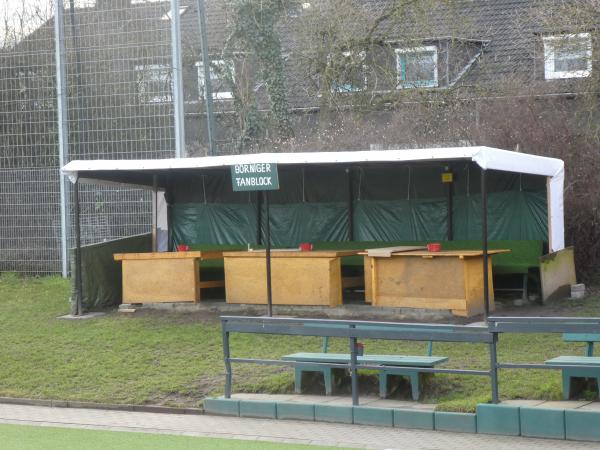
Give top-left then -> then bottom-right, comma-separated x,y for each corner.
282,352 -> 448,400
545,333 -> 600,399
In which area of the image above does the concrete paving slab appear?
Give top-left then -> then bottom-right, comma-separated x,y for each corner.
0,403 -> 595,449
366,399 -> 435,410
501,400 -> 546,407
577,401 -> 600,411
284,395 -> 344,404
232,393 -> 296,402
536,401 -> 591,409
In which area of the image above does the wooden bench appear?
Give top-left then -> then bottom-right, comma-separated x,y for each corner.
281,352 -> 448,400
545,333 -> 600,399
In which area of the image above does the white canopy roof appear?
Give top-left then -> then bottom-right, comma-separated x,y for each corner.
61,146 -> 565,251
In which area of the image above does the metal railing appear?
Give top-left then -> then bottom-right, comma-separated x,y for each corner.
220,315 -> 600,406
220,315 -> 496,405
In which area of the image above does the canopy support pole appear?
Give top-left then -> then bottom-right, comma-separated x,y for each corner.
447,171 -> 454,241
347,168 -> 354,240
481,168 -> 490,320
256,191 -> 263,245
152,174 -> 158,252
73,177 -> 83,316
265,192 -> 273,317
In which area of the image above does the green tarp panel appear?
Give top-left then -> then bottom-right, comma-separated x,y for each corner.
168,163 -> 548,247
171,203 -> 257,246
71,233 -> 152,311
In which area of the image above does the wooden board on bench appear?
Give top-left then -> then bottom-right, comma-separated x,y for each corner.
282,352 -> 448,366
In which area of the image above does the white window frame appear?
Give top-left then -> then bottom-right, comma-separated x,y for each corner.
196,60 -> 235,101
161,6 -> 188,21
395,46 -> 438,89
329,50 -> 367,93
135,64 -> 172,104
543,33 -> 592,80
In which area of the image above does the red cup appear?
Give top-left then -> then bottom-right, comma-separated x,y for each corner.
299,242 -> 313,251
177,244 -> 190,252
427,242 -> 442,252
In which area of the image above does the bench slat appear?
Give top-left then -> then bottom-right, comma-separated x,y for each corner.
282,352 -> 448,367
545,356 -> 600,366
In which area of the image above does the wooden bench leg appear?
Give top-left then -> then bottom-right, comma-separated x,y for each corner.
294,366 -> 333,396
379,371 -> 388,398
323,368 -> 333,396
562,371 -> 571,400
410,372 -> 420,401
294,367 -> 304,394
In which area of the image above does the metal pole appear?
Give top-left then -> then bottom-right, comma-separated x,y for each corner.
196,0 -> 216,155
447,171 -> 453,241
74,177 -> 83,316
482,168 -> 490,320
350,325 -> 359,406
256,191 -> 262,245
223,327 -> 232,398
490,332 -> 499,403
54,0 -> 70,278
265,191 -> 273,317
152,174 -> 158,252
347,168 -> 354,240
171,0 -> 186,158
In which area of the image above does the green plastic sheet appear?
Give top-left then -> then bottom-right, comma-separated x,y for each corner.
169,164 -> 548,247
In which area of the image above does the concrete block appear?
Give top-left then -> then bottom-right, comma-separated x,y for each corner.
520,407 -> 565,440
239,400 -> 277,419
476,404 -> 520,436
434,411 -> 477,433
203,398 -> 239,417
394,409 -> 434,430
353,406 -> 393,427
276,402 -> 315,421
565,409 -> 600,441
315,404 -> 353,424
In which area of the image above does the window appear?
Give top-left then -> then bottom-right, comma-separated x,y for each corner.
161,6 -> 188,20
135,64 -> 172,103
329,51 -> 367,93
396,46 -> 438,88
196,60 -> 234,100
543,33 -> 592,79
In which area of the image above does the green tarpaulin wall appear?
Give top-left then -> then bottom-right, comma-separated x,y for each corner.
71,233 -> 152,310
170,162 -> 547,248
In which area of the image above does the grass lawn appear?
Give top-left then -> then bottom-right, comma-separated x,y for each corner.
1,273 -> 599,412
0,424 -> 346,449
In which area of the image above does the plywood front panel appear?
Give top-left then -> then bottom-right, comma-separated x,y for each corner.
375,256 -> 466,303
224,256 -> 341,306
122,258 -> 198,303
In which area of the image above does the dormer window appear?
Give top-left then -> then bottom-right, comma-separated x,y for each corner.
395,46 -> 438,88
329,50 -> 367,93
543,33 -> 592,79
196,60 -> 234,100
161,6 -> 188,20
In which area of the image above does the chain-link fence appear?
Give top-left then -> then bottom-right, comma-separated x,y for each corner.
0,0 -> 187,274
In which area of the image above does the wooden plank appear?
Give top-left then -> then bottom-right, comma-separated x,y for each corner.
197,280 -> 225,289
364,256 -> 372,303
365,246 -> 425,257
121,258 -> 198,303
282,353 -> 448,366
224,255 -> 343,306
222,250 -> 360,258
341,276 -> 363,288
387,249 -> 510,257
375,295 -> 467,310
114,251 -> 224,261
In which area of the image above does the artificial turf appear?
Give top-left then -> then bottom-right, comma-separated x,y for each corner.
0,424 -> 345,449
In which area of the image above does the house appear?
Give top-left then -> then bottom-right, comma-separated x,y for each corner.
0,0 -> 597,274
